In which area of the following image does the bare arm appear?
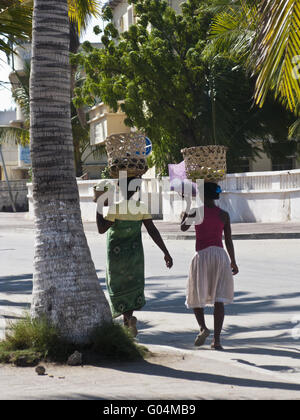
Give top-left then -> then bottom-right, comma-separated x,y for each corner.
180,196 -> 196,231
143,219 -> 173,268
181,209 -> 197,231
223,212 -> 239,275
96,212 -> 114,234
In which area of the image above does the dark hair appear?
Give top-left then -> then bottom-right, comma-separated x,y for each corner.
204,182 -> 221,200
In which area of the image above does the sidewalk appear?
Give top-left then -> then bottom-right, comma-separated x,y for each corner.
1,216 -> 300,399
1,212 -> 300,240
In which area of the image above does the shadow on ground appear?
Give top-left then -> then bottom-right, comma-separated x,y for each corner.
1,272 -> 299,377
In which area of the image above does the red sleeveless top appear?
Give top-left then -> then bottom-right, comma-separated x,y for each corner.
195,206 -> 224,251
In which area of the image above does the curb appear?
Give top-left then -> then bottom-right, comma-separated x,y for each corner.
1,224 -> 299,241
155,233 -> 300,241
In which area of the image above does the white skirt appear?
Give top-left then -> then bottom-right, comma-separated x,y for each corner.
186,246 -> 234,309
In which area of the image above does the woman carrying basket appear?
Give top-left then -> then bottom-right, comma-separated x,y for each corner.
97,176 -> 173,337
181,182 -> 239,350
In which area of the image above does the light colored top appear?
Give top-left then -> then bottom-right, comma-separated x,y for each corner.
104,200 -> 152,222
195,206 -> 224,251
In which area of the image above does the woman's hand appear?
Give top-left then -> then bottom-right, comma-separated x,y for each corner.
164,253 -> 173,269
183,194 -> 192,211
231,262 -> 239,275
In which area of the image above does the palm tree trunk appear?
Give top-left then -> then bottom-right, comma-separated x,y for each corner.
30,0 -> 111,344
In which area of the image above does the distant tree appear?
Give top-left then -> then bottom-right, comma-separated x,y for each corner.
73,0 -> 295,173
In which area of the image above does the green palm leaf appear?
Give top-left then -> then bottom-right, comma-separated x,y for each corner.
253,0 -> 300,115
68,0 -> 102,32
209,3 -> 256,59
0,0 -> 32,54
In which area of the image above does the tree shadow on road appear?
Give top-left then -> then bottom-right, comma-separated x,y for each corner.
0,274 -> 33,295
105,357 -> 300,393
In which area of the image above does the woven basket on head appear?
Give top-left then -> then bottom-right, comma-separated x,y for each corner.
181,145 -> 228,182
106,132 -> 148,178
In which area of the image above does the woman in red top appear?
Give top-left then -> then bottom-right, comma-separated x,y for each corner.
181,182 -> 239,350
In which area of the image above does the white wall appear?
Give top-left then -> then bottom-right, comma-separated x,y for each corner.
163,170 -> 300,223
27,169 -> 300,223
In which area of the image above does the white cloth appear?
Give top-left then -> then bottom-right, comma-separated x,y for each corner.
186,246 -> 234,308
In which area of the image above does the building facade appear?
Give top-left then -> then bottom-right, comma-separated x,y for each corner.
7,42 -> 107,181
0,109 -> 30,181
101,0 -> 299,174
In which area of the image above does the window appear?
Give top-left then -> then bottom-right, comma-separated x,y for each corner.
272,156 -> 294,171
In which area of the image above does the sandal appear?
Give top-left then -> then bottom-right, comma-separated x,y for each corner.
211,343 -> 224,351
194,329 -> 210,346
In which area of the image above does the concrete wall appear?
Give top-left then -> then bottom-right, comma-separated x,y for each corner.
163,169 -> 300,223
27,169 -> 300,223
0,180 -> 28,212
27,178 -> 163,221
219,191 -> 300,223
218,170 -> 300,223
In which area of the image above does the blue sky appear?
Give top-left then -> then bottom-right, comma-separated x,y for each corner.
0,17 -> 101,112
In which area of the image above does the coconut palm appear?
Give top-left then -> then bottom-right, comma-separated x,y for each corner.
253,0 -> 300,115
210,0 -> 300,117
30,0 -> 111,343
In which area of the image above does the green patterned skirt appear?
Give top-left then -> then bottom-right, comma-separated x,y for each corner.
106,220 -> 146,318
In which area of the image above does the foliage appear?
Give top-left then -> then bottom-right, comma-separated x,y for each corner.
100,165 -> 111,179
0,0 -> 101,56
73,0 -> 296,173
0,0 -> 32,55
208,0 -> 257,61
0,314 -> 148,365
0,314 -> 75,363
90,322 -> 148,362
68,0 -> 101,33
252,0 -> 300,115
210,0 -> 300,118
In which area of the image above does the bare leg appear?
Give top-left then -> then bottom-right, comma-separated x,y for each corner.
123,310 -> 138,337
193,308 -> 209,332
123,310 -> 134,326
211,302 -> 225,350
193,308 -> 210,346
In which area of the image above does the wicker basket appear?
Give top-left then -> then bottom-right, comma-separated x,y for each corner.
93,180 -> 115,203
181,145 -> 228,182
106,132 -> 148,178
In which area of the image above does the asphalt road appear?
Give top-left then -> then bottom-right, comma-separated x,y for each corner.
0,227 -> 300,399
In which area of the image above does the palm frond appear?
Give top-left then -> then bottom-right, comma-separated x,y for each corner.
68,0 -> 102,33
0,0 -> 32,54
11,59 -> 31,120
253,0 -> 300,115
208,2 -> 256,60
289,117 -> 300,140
